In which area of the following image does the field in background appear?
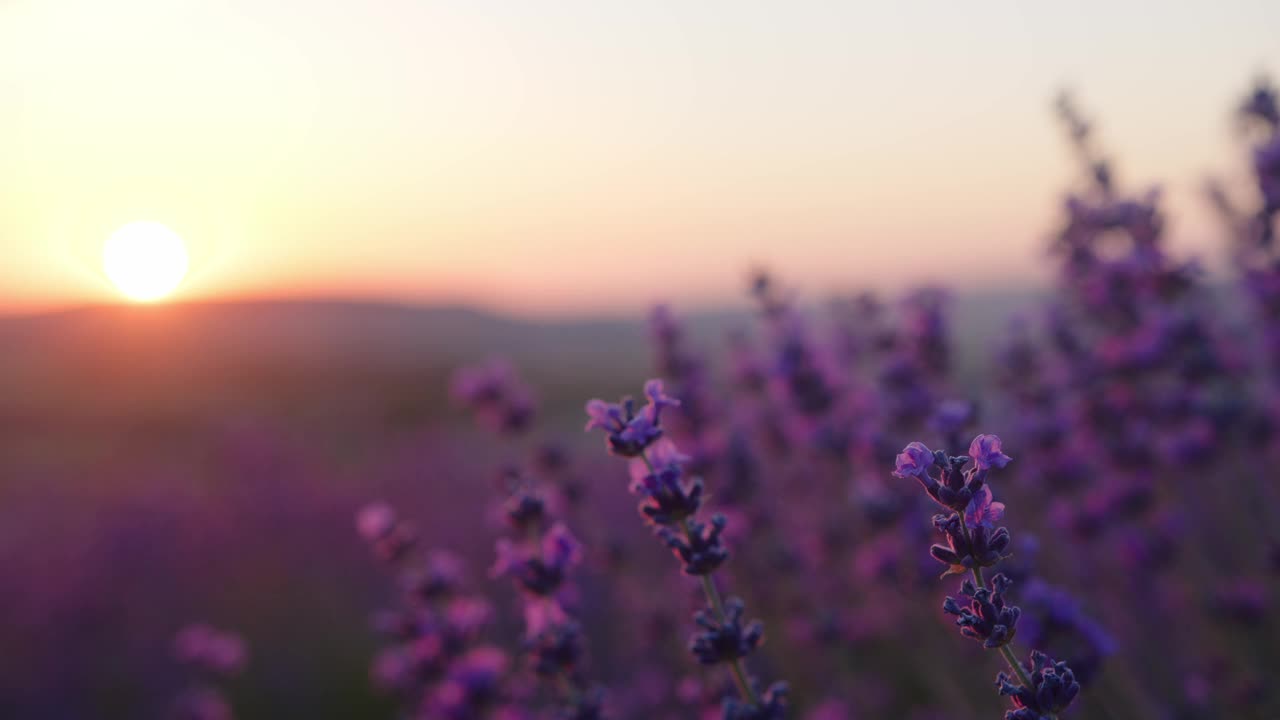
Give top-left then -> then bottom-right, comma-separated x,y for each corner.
0,292 -> 1029,717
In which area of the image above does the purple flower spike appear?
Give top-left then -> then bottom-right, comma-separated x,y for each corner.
356,502 -> 417,563
965,485 -> 1006,529
588,371 -> 784,712
583,399 -> 627,434
969,434 -> 1012,470
427,646 -> 510,718
689,597 -> 764,665
630,438 -> 693,486
356,502 -> 397,543
997,651 -> 1081,720
897,430 -> 1087,717
894,441 -> 990,512
893,441 -> 936,480
525,621 -> 584,678
931,512 -> 1012,573
171,624 -> 248,720
1240,79 -> 1280,129
628,440 -> 704,526
584,380 -> 680,457
660,514 -> 730,576
643,379 -> 681,421
451,358 -> 536,435
174,624 -> 248,676
542,523 -> 584,572
493,523 -> 581,600
942,574 -> 1021,649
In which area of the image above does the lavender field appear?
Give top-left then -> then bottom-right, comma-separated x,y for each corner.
4,85 -> 1280,720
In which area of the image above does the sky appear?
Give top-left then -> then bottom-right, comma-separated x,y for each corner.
1,0 -> 1278,317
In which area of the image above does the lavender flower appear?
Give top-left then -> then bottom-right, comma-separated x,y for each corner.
1240,79 -> 1279,130
525,620 -> 585,677
489,473 -> 607,718
996,651 -> 1081,720
942,575 -> 1022,649
965,485 -> 1006,529
427,646 -> 511,719
586,380 -> 787,717
629,439 -> 703,526
930,510 -> 1012,574
893,441 -> 991,513
893,442 -> 935,481
451,358 -> 537,434
358,502 -> 517,717
897,435 -> 1081,719
357,501 -> 417,562
503,486 -> 548,533
584,380 -> 680,457
970,434 -> 1012,471
660,514 -> 730,576
689,597 -> 765,665
400,550 -> 467,604
170,624 -> 247,720
174,625 -> 248,676
492,522 -> 582,598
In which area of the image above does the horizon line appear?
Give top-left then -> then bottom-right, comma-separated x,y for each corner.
0,286 -> 1052,324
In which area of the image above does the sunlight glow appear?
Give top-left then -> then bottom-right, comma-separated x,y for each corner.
103,222 -> 190,302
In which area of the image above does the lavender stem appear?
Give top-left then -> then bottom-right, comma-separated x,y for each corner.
961,514 -> 1034,688
642,451 -> 762,707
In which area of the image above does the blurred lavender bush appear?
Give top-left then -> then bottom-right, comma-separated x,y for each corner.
2,83 -> 1279,719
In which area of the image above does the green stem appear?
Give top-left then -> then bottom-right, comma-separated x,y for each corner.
642,451 -> 761,707
996,641 -> 1034,689
685,523 -> 758,705
961,517 -> 1034,688
700,573 -> 728,617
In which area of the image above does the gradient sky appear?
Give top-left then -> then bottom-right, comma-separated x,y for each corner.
2,1 -> 1278,316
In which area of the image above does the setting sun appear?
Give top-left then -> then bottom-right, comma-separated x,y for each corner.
103,222 -> 190,302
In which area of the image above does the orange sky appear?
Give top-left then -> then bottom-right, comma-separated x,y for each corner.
2,1 -> 1278,317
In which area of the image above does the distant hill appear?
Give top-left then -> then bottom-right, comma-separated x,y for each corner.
0,290 -> 1045,367
0,292 -> 1046,433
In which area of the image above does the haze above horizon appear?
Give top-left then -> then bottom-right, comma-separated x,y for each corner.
2,1 -> 1278,316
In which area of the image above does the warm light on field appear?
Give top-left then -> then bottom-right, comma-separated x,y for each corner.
103,222 -> 190,302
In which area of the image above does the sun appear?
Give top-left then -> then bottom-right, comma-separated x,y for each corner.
103,222 -> 190,302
